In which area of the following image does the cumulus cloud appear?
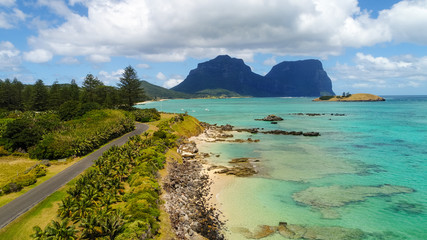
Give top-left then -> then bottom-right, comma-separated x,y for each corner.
163,78 -> 184,89
0,7 -> 27,29
98,69 -> 124,85
86,54 -> 110,63
59,56 -> 79,64
137,63 -> 150,69
156,72 -> 167,81
331,52 -> 427,90
0,0 -> 16,7
377,0 -> 427,45
19,0 -> 427,63
23,49 -> 53,63
0,41 -> 21,71
263,56 -> 277,66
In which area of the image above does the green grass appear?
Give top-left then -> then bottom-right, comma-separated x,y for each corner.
0,158 -> 79,208
0,184 -> 69,240
0,156 -> 36,186
171,115 -> 204,138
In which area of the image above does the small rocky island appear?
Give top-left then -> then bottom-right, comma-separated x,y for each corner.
313,93 -> 385,102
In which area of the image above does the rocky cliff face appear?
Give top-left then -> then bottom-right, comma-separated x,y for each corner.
264,59 -> 335,96
171,55 -> 267,96
172,55 -> 335,97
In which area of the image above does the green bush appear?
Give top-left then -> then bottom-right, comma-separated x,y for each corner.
132,108 -> 160,122
29,164 -> 47,178
0,146 -> 9,156
319,95 -> 335,100
58,100 -> 81,121
2,182 -> 22,194
15,173 -> 37,187
3,118 -> 43,152
29,110 -> 134,159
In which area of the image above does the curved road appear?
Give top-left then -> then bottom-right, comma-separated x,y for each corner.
0,123 -> 148,229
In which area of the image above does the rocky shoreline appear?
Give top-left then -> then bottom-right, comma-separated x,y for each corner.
163,139 -> 225,240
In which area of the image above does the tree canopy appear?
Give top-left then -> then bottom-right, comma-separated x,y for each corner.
118,66 -> 146,108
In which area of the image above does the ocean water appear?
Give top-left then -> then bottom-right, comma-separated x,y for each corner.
139,96 -> 427,239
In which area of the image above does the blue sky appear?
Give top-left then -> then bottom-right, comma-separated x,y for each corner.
1,0 -> 427,95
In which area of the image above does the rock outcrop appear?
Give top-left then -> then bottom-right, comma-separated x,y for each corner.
255,114 -> 284,121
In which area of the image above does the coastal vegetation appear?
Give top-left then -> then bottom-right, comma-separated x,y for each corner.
23,113 -> 223,240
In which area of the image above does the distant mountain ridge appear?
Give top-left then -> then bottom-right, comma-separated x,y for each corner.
172,55 -> 335,97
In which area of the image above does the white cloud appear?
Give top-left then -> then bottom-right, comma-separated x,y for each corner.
331,53 -> 427,91
59,56 -> 79,64
98,69 -> 124,85
263,56 -> 277,66
0,41 -> 21,71
0,7 -> 27,29
137,63 -> 150,69
23,49 -> 53,63
36,0 -> 76,18
22,0 -> 427,62
163,78 -> 184,89
377,0 -> 427,45
86,54 -> 110,63
156,72 -> 167,81
0,0 -> 15,7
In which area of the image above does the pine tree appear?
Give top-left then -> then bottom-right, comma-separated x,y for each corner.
31,80 -> 48,111
48,81 -> 62,110
118,66 -> 146,108
82,74 -> 104,104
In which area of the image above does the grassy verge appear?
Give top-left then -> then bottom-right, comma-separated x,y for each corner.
0,182 -> 70,240
172,115 -> 204,137
0,157 -> 79,208
0,156 -> 36,186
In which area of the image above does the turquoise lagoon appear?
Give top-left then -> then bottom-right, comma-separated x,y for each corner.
139,96 -> 427,239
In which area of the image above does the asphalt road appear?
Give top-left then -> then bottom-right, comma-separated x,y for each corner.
0,123 -> 148,230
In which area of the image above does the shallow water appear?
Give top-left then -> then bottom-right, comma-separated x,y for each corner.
139,96 -> 427,239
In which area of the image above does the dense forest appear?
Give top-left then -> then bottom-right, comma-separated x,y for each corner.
0,65 -> 146,113
0,65 -> 153,159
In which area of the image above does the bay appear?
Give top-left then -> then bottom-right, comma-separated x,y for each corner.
138,96 -> 427,239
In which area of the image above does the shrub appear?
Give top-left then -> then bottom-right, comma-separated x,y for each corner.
3,118 -> 43,152
319,95 -> 335,100
15,173 -> 37,187
0,146 -> 9,156
29,164 -> 47,178
58,100 -> 81,121
132,108 -> 160,122
2,182 -> 22,194
29,110 -> 134,159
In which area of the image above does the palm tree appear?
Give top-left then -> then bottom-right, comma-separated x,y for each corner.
44,219 -> 78,240
58,197 -> 77,219
80,214 -> 103,239
101,211 -> 126,240
31,226 -> 46,240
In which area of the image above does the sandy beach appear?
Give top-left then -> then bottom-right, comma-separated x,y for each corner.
135,99 -> 168,105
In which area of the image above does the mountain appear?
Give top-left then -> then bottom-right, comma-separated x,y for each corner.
264,59 -> 335,96
171,55 -> 270,97
140,80 -> 191,99
171,55 -> 335,97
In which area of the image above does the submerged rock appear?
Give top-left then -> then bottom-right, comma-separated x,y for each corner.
293,184 -> 415,209
238,222 -> 365,240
